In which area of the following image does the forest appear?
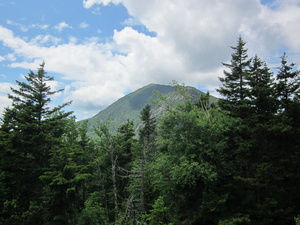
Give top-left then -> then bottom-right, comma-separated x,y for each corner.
0,37 -> 300,225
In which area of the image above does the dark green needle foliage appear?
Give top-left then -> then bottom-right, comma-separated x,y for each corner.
1,38 -> 300,225
217,38 -> 300,224
0,63 -> 72,224
217,36 -> 251,118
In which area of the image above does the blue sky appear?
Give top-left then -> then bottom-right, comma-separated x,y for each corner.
1,0 -> 300,120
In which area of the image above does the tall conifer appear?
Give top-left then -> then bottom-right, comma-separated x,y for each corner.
0,63 -> 72,224
217,36 -> 251,118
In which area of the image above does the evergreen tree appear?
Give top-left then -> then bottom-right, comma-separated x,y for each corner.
0,63 -> 72,224
40,118 -> 92,225
248,55 -> 277,120
117,120 -> 135,170
115,120 -> 136,214
268,53 -> 300,223
139,104 -> 156,215
139,104 -> 156,147
234,55 -> 278,224
217,36 -> 251,118
94,122 -> 135,223
217,41 -> 300,224
276,53 -> 300,112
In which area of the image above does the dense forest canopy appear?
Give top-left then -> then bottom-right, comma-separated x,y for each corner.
0,37 -> 300,224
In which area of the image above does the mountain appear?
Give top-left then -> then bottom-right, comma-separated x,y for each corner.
83,83 -> 216,134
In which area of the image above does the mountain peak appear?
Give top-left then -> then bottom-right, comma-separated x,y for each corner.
84,83 -> 211,134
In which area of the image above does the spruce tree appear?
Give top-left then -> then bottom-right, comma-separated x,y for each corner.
217,36 -> 251,118
139,104 -> 156,147
94,123 -> 120,222
139,104 -> 156,215
239,55 -> 278,223
269,53 -> 300,223
248,55 -> 277,119
0,63 -> 72,224
276,53 -> 300,112
217,37 -> 253,212
217,42 -> 300,224
40,118 -> 92,225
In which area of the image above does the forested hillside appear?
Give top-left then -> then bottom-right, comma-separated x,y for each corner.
82,83 -> 215,135
1,37 -> 300,224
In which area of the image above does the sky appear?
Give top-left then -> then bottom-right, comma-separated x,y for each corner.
1,0 -> 300,120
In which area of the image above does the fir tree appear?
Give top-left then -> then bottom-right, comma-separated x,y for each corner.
217,36 -> 251,118
0,63 -> 72,224
276,53 -> 300,113
139,104 -> 156,146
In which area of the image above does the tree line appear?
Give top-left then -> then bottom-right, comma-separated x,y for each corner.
0,37 -> 300,224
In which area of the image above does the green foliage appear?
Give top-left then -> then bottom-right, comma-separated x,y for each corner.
84,83 -> 214,135
248,55 -> 277,119
76,192 -> 108,225
171,156 -> 217,188
217,37 -> 300,224
147,98 -> 240,223
139,104 -> 156,148
1,40 -> 300,225
217,36 -> 251,115
295,216 -> 300,225
276,53 -> 300,112
85,84 -> 175,134
40,118 -> 93,224
144,196 -> 174,225
0,63 -> 72,224
218,214 -> 251,225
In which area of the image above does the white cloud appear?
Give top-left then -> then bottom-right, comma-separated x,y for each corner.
0,82 -> 13,93
30,23 -> 49,30
30,35 -> 62,46
83,0 -> 121,8
1,0 -> 300,119
6,20 -> 49,32
0,95 -> 12,115
121,17 -> 141,26
66,83 -> 124,110
69,36 -> 78,44
79,22 -> 89,29
117,0 -> 257,72
0,82 -> 15,116
53,21 -> 72,32
83,0 -> 102,8
5,53 -> 16,62
83,0 -> 300,59
260,0 -> 300,51
46,80 -> 63,98
7,19 -> 28,32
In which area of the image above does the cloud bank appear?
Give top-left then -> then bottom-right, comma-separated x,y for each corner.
1,0 -> 300,119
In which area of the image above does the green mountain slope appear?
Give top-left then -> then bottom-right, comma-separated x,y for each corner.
83,83 -> 216,133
